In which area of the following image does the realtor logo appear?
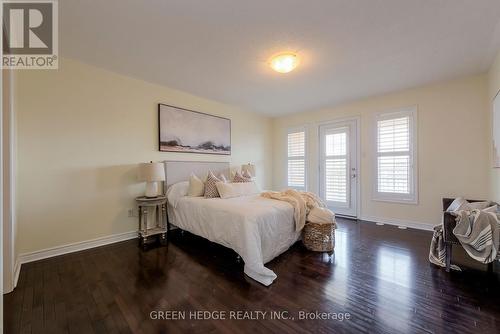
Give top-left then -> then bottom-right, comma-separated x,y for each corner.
2,0 -> 58,69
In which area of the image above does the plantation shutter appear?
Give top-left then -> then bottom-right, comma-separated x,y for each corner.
287,130 -> 306,190
324,130 -> 348,203
375,110 -> 416,202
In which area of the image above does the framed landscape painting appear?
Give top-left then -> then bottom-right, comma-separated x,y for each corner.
158,104 -> 231,155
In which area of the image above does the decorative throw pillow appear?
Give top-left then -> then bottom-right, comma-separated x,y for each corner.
468,201 -> 492,210
187,174 -> 204,197
482,205 -> 498,213
233,171 -> 251,183
219,173 -> 228,183
446,197 -> 492,212
241,169 -> 252,179
446,197 -> 469,212
204,171 -> 222,198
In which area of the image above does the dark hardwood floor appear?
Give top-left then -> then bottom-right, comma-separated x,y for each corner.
5,219 -> 500,334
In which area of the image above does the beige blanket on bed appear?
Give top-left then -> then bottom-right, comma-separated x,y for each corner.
261,189 -> 334,231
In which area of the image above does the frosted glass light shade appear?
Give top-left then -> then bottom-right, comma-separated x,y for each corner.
138,162 -> 165,182
241,163 -> 256,177
269,53 -> 299,73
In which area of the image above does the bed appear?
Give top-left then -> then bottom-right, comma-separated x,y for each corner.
164,161 -> 300,286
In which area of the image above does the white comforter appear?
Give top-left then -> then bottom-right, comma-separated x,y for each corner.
168,194 -> 300,286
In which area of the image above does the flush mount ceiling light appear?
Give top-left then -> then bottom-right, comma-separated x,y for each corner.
269,52 -> 299,73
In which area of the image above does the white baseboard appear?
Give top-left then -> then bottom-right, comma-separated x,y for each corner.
14,230 -> 137,287
359,215 -> 435,231
13,259 -> 21,289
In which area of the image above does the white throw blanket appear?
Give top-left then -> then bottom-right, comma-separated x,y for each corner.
169,195 -> 301,286
261,189 -> 335,231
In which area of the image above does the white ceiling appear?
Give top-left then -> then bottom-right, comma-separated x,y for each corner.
61,0 -> 500,116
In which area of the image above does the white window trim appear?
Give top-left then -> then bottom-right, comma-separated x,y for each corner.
372,107 -> 418,204
287,126 -> 307,191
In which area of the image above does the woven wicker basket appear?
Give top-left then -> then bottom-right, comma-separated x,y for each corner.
302,221 -> 335,252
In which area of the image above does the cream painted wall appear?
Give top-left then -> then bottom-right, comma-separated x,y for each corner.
488,50 -> 500,202
272,75 -> 490,228
15,58 -> 273,254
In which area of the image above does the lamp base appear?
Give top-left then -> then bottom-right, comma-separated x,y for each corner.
145,182 -> 159,198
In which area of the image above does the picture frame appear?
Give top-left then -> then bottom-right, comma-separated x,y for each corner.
158,104 -> 231,155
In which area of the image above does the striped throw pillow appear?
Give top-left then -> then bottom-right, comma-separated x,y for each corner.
204,171 -> 222,198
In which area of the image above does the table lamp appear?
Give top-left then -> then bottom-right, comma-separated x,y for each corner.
241,163 -> 256,178
138,162 -> 165,197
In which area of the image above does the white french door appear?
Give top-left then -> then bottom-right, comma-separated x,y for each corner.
319,119 -> 358,217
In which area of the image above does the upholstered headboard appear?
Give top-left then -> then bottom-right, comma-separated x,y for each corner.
163,161 -> 230,189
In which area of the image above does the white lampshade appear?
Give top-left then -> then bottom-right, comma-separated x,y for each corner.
138,162 -> 165,182
241,163 -> 256,177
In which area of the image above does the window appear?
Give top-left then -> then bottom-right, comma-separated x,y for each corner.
287,128 -> 306,190
324,129 -> 348,203
374,108 -> 417,203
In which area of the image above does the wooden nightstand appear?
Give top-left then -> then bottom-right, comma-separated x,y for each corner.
136,196 -> 168,248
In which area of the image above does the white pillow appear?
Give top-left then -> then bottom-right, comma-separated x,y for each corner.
447,197 -> 492,212
482,205 -> 498,213
166,181 -> 189,208
216,181 -> 260,199
187,174 -> 204,197
446,197 -> 469,212
468,201 -> 491,210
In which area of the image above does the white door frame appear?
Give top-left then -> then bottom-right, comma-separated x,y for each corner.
1,52 -> 4,332
317,117 -> 360,218
2,69 -> 16,295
